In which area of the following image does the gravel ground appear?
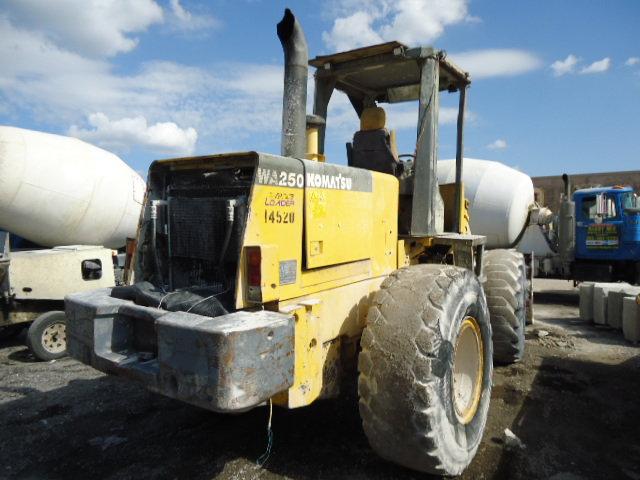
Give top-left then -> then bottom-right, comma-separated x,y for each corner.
1,279 -> 639,480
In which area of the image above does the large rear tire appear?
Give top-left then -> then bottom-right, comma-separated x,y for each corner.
27,311 -> 67,361
482,249 -> 527,364
358,264 -> 493,476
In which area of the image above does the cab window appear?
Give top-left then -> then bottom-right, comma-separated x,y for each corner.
581,195 -> 617,221
581,196 -> 597,219
622,192 -> 639,209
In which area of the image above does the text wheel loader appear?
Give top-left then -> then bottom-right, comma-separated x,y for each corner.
66,9 -> 529,476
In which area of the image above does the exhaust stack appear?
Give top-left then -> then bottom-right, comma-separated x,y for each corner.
559,173 -> 575,275
277,9 -> 308,158
562,173 -> 571,199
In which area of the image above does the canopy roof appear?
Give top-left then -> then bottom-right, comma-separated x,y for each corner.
310,41 -> 470,104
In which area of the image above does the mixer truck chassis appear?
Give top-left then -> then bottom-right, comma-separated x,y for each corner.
0,235 -> 119,360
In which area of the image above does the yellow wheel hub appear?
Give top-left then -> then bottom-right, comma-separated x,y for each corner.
452,316 -> 484,424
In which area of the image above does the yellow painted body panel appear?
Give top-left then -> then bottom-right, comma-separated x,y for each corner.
236,170 -> 398,308
305,189 -> 373,268
236,167 -> 399,407
273,276 -> 386,407
439,182 -> 471,234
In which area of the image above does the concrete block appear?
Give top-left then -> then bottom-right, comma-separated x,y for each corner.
593,283 -> 628,325
622,296 -> 640,343
607,287 -> 640,329
579,283 -> 594,321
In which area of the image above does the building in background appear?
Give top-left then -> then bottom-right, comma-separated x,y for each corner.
533,170 -> 640,213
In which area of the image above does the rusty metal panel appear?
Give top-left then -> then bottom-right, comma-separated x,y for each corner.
65,289 -> 294,413
157,310 -> 294,412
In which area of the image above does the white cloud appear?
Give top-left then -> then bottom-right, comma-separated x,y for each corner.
626,57 -> 640,66
580,57 -> 611,74
322,11 -> 383,51
69,113 -> 197,155
551,54 -> 579,76
0,3 -> 481,160
2,0 -> 163,57
323,0 -> 474,51
0,16 -> 207,121
0,15 -> 281,155
450,49 -> 542,79
486,138 -> 507,150
167,0 -> 220,33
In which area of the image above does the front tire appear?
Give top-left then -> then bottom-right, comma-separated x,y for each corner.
482,249 -> 527,364
358,264 -> 493,476
27,311 -> 67,361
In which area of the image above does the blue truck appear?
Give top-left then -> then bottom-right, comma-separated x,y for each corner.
555,175 -> 640,283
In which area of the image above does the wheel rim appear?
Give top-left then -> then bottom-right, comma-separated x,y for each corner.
452,316 -> 484,424
41,322 -> 66,354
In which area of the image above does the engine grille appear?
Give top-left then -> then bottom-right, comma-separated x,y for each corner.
168,197 -> 226,262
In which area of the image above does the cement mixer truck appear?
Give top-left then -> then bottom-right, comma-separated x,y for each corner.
0,126 -> 145,360
439,159 -> 640,287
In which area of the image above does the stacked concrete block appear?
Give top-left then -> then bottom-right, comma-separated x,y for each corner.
592,283 -> 629,325
622,296 -> 640,343
607,287 -> 640,329
579,283 -> 595,321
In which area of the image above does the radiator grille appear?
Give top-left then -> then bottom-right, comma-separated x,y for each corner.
168,197 -> 227,261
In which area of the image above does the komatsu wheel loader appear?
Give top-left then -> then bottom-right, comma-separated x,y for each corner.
66,10 -> 530,476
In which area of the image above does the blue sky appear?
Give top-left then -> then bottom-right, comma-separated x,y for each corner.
0,0 -> 638,177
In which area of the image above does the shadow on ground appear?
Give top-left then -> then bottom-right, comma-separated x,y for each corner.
1,312 -> 639,479
488,355 -> 640,480
0,373 -> 429,480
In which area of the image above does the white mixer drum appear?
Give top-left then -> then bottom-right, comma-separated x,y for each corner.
438,158 -> 534,248
0,126 -> 145,249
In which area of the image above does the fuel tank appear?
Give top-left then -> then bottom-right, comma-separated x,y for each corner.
438,158 -> 534,248
0,126 -> 145,248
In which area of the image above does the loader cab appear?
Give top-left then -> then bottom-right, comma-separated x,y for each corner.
309,42 -> 471,236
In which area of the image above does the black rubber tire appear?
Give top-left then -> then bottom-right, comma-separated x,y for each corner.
27,311 -> 67,361
358,264 -> 493,476
482,249 -> 527,364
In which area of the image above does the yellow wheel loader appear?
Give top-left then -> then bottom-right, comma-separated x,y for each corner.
66,9 -> 529,476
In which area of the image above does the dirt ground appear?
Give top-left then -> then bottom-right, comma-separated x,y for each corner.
1,279 -> 639,480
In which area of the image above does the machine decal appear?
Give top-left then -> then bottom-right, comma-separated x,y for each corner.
309,191 -> 327,218
265,192 -> 295,207
586,224 -> 619,249
264,210 -> 295,224
303,159 -> 372,192
256,168 -> 305,188
305,172 -> 353,190
256,166 -> 364,191
279,259 -> 297,285
254,155 -> 372,192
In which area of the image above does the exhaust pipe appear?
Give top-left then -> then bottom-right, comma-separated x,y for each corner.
277,9 -> 308,158
562,173 -> 571,198
559,173 -> 575,274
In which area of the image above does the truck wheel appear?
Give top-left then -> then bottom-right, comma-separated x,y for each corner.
358,264 -> 493,476
27,311 -> 67,361
482,249 -> 527,364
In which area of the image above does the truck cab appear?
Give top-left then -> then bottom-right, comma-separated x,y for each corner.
573,186 -> 640,281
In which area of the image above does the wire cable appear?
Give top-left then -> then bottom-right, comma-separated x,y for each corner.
256,399 -> 273,468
